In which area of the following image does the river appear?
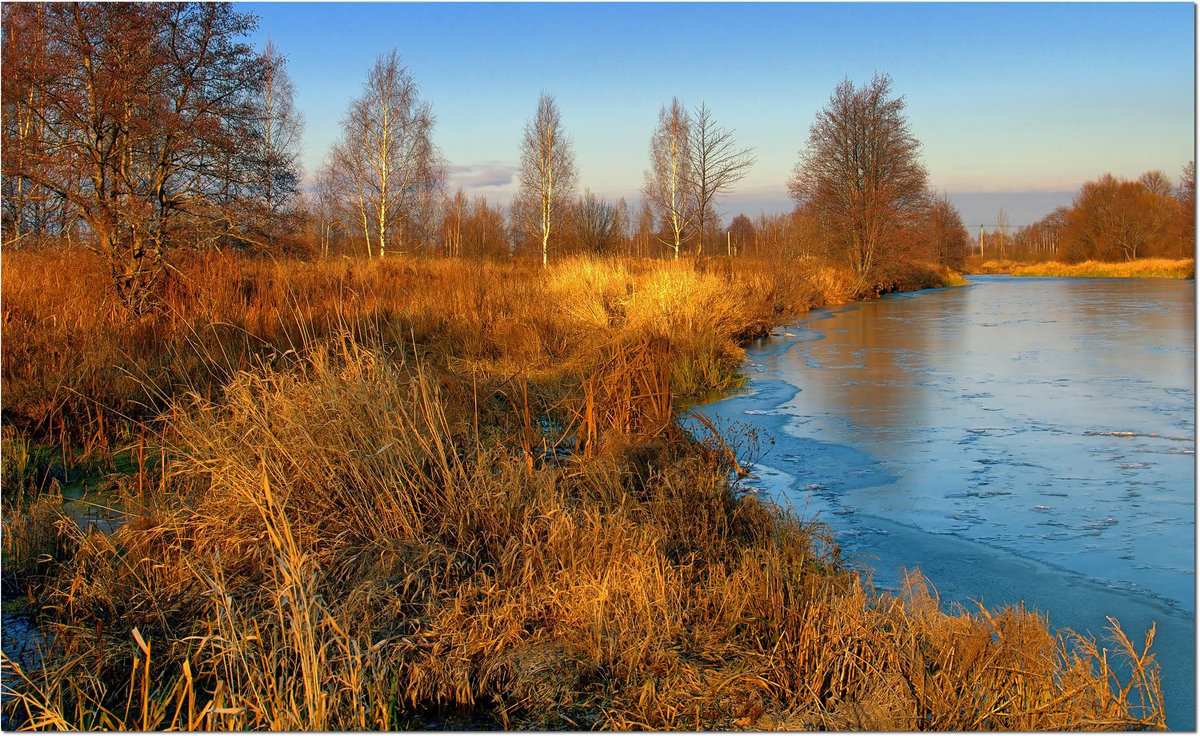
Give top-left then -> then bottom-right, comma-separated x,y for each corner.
700,275 -> 1195,730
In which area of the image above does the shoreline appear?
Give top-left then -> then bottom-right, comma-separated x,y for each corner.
967,257 -> 1195,279
1,254 -> 1171,730
700,280 -> 1195,730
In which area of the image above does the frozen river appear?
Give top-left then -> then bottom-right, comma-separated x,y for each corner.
700,275 -> 1195,729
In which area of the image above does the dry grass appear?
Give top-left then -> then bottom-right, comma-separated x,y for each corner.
1,249 -> 841,452
972,257 -> 1194,279
2,329 -> 1165,730
1,249 -> 1160,730
1,483 -> 71,584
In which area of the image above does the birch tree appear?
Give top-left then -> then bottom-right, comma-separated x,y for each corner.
310,161 -> 342,258
643,99 -> 694,259
0,3 -> 74,247
1176,161 -> 1195,250
443,188 -> 467,258
515,92 -> 577,267
251,40 -> 304,245
1,2 -> 263,312
331,49 -> 437,258
215,38 -> 305,250
688,102 -> 755,257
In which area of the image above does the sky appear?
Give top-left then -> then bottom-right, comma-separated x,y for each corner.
240,2 -> 1195,230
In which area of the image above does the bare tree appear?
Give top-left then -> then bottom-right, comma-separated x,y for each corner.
924,195 -> 970,270
643,98 -> 694,259
331,49 -> 437,259
514,92 -> 577,267
688,102 -> 755,257
573,190 -> 622,255
728,214 -> 755,257
310,161 -> 343,258
1062,173 -> 1182,261
1,3 -> 263,312
1176,161 -> 1195,251
996,208 -> 1009,259
408,158 -> 447,253
0,3 -> 75,247
328,113 -> 374,258
788,74 -> 929,291
1177,161 -> 1196,207
442,188 -> 467,257
212,38 -> 305,251
633,199 -> 656,258
1139,170 -> 1174,197
252,39 -> 304,246
463,195 -> 510,259
613,197 -> 632,256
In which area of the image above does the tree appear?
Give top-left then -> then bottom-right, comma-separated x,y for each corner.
788,74 -> 930,290
1177,161 -> 1195,208
1062,173 -> 1181,261
1177,161 -> 1195,250
728,214 -> 755,257
309,161 -> 343,258
643,98 -> 694,259
1,3 -> 263,312
330,49 -> 438,259
573,190 -> 622,255
613,197 -> 632,257
632,200 -> 656,258
407,159 -> 447,253
1,3 -> 75,247
995,208 -> 1010,259
442,188 -> 467,257
440,191 -> 507,259
209,38 -> 305,252
688,102 -> 755,257
922,196 -> 970,270
461,195 -> 510,259
248,39 -> 304,248
514,92 -> 577,267
1139,170 -> 1174,197
1015,206 -> 1068,260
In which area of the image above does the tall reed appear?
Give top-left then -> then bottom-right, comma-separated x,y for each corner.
3,325 -> 1164,730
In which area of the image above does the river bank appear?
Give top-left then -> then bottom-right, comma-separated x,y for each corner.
970,257 -> 1194,279
700,276 -> 1194,729
1,253 -> 1166,729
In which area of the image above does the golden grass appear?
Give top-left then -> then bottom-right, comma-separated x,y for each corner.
1,250 -> 838,452
3,328 -> 1165,730
0,482 -> 70,582
0,249 -> 1158,730
973,257 -> 1195,279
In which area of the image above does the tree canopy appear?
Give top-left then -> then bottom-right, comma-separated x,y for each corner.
789,74 -> 930,289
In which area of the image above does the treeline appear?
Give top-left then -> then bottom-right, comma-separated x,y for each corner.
982,165 -> 1195,263
5,2 -> 985,312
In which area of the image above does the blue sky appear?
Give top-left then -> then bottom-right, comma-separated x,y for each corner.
241,2 -> 1195,229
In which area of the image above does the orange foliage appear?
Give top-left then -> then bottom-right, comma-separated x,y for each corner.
1062,173 -> 1187,262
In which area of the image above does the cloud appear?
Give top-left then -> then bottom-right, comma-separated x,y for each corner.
448,163 -> 518,189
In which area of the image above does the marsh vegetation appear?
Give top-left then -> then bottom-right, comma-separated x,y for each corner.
0,249 -> 1166,730
1,2 -> 1186,730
